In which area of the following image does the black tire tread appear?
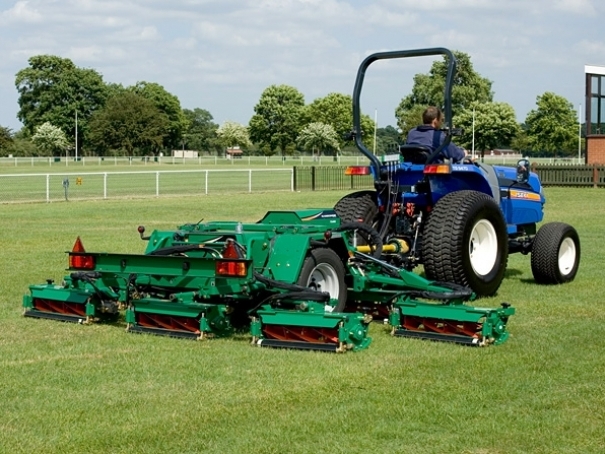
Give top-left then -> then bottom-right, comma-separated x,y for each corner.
334,190 -> 378,225
334,191 -> 379,247
423,190 -> 508,296
531,222 -> 580,284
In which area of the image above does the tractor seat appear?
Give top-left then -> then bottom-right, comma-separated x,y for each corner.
399,144 -> 431,164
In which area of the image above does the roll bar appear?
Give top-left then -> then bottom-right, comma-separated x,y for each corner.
351,48 -> 457,173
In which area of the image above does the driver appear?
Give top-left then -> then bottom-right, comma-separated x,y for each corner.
405,106 -> 467,163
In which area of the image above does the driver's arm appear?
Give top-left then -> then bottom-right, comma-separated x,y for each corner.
447,143 -> 466,163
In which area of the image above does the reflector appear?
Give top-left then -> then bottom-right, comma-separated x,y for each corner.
69,237 -> 95,269
72,236 -> 86,253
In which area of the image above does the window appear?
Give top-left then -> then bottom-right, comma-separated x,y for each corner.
589,74 -> 605,134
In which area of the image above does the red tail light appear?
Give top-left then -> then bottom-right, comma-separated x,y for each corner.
69,254 -> 96,270
69,237 -> 95,270
345,166 -> 370,175
424,164 -> 452,174
215,260 -> 248,277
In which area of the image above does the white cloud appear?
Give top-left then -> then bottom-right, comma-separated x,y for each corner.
554,0 -> 596,15
0,0 -> 601,130
0,0 -> 42,24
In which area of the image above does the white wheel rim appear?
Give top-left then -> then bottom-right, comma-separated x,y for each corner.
558,237 -> 576,276
306,263 -> 340,312
469,219 -> 498,276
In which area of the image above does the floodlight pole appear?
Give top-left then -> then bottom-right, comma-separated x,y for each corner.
578,103 -> 582,163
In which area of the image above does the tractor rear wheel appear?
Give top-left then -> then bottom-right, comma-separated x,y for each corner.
334,190 -> 379,245
297,248 -> 347,312
334,190 -> 378,226
531,222 -> 580,284
423,190 -> 508,297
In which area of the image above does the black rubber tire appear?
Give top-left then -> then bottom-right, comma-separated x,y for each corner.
334,191 -> 379,246
297,248 -> 347,312
423,190 -> 508,297
334,191 -> 378,225
531,222 -> 580,284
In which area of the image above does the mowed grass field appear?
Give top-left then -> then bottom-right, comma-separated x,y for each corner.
1,188 -> 604,454
0,168 -> 295,203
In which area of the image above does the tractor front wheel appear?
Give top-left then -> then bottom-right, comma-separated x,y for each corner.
423,190 -> 508,297
531,222 -> 580,284
297,248 -> 347,312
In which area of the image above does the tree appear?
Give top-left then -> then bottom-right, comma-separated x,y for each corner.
375,125 -> 401,154
15,55 -> 108,150
525,92 -> 578,156
453,102 -> 520,156
182,108 -> 219,153
130,82 -> 187,151
87,92 -> 169,156
304,93 -> 375,147
297,122 -> 340,156
31,122 -> 69,156
510,128 -> 532,156
3,128 -> 37,157
0,126 -> 13,155
396,104 -> 427,136
216,121 -> 252,152
249,85 -> 305,156
395,51 -> 493,132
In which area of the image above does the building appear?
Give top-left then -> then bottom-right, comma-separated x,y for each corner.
585,64 -> 605,164
172,149 -> 199,158
226,147 -> 243,160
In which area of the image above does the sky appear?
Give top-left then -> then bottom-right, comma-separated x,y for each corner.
1,0 -> 604,133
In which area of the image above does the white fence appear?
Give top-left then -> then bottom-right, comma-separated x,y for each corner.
0,169 -> 294,204
0,155 -> 357,168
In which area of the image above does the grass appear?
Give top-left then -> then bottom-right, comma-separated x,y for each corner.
1,188 -> 604,453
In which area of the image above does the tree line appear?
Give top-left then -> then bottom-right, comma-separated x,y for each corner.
0,52 -> 582,158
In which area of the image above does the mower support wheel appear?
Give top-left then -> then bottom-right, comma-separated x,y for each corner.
297,248 -> 347,312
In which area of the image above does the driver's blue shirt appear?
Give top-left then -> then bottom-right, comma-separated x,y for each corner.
405,125 -> 465,162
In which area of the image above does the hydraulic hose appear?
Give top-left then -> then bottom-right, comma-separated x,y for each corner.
336,222 -> 383,258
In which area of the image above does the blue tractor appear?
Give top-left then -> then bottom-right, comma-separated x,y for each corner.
335,48 -> 580,296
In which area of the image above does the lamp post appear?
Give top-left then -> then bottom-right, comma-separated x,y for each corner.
578,103 -> 582,163
471,107 -> 476,160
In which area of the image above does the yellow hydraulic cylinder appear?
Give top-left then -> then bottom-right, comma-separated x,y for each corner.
355,239 -> 409,255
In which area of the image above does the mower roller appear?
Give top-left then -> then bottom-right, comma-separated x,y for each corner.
23,209 -> 514,351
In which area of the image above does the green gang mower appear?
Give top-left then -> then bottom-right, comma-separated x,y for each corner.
23,209 -> 514,352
